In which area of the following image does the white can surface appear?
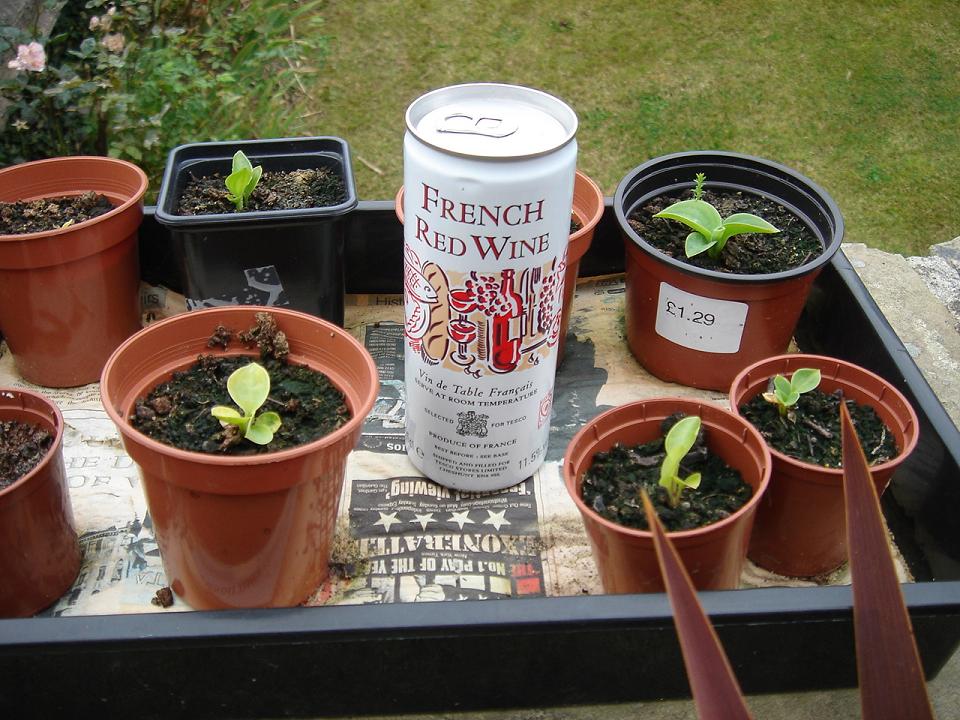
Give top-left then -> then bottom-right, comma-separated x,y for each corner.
403,83 -> 578,490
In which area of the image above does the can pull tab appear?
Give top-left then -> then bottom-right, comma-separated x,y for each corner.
437,113 -> 518,138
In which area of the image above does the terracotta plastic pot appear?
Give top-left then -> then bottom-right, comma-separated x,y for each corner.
557,170 -> 604,365
614,151 -> 843,391
729,354 -> 919,577
100,306 -> 379,609
393,169 -> 604,367
0,389 -> 80,617
0,156 -> 147,387
563,398 -> 771,594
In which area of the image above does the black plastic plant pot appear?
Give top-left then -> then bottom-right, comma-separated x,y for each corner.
614,150 -> 844,391
155,137 -> 358,326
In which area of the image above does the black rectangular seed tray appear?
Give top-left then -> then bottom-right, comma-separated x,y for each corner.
1,200 -> 958,718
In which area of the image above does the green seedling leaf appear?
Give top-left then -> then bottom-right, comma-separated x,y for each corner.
211,404 -> 246,425
685,231 -> 716,258
232,149 -> 253,174
654,199 -> 723,240
763,367 -> 822,417
790,367 -> 822,394
246,164 -> 263,195
654,174 -> 780,259
678,472 -> 702,494
245,410 -> 282,445
227,362 -> 270,416
773,374 -> 799,407
224,150 -> 263,211
210,362 -> 282,446
225,167 -> 252,209
659,415 -> 703,508
664,415 -> 701,459
718,213 -> 779,242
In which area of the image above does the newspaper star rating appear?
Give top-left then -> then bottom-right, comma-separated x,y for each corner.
410,512 -> 437,531
447,509 -> 474,530
482,509 -> 511,531
373,511 -> 402,533
369,503 -> 514,534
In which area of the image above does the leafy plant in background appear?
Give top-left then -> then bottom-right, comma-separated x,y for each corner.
654,173 -> 780,259
225,150 -> 263,211
659,415 -> 703,508
211,362 -> 282,445
0,0 -> 327,200
762,367 -> 822,418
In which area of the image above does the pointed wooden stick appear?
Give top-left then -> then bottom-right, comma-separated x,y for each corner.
641,492 -> 753,720
841,402 -> 934,720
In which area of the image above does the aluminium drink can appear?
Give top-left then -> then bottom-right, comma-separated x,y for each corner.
403,83 -> 578,490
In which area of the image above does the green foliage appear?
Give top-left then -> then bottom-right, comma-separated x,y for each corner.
654,174 -> 780,259
0,0 -> 327,200
225,151 -> 262,211
299,1 -> 958,256
659,415 -> 703,509
763,368 -> 822,418
211,362 -> 282,446
692,172 -> 706,200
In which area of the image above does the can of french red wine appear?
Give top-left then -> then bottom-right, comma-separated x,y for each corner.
403,83 -> 578,490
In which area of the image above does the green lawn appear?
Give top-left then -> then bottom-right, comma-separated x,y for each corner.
301,0 -> 960,256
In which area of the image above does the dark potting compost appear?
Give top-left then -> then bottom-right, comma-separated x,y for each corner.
151,587 -> 174,608
0,420 -> 53,489
0,191 -> 113,235
176,167 -> 345,215
628,188 -> 822,275
580,416 -> 753,532
131,313 -> 350,455
739,389 -> 897,468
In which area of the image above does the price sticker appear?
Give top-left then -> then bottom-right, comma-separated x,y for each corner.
654,282 -> 748,353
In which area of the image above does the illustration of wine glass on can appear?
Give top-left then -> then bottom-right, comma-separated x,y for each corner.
448,287 -> 478,367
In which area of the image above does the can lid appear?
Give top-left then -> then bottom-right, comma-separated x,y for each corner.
406,83 -> 577,159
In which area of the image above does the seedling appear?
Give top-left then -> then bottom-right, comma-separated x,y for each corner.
762,368 -> 822,418
210,362 -> 281,445
659,415 -> 703,508
654,173 -> 779,259
224,150 -> 263,211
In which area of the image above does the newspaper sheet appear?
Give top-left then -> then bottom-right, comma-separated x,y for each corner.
0,276 -> 910,616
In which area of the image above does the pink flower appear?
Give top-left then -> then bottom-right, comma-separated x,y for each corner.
7,42 -> 46,72
101,33 -> 125,53
94,10 -> 114,32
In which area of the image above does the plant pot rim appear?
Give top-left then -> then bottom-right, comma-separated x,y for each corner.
569,169 -> 604,252
0,388 -> 64,498
100,306 -> 377,469
729,353 -> 920,476
154,135 -> 358,227
614,149 -> 844,285
563,397 -> 772,542
0,156 -> 148,242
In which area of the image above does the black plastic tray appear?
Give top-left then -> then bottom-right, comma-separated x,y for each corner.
2,201 -> 959,718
